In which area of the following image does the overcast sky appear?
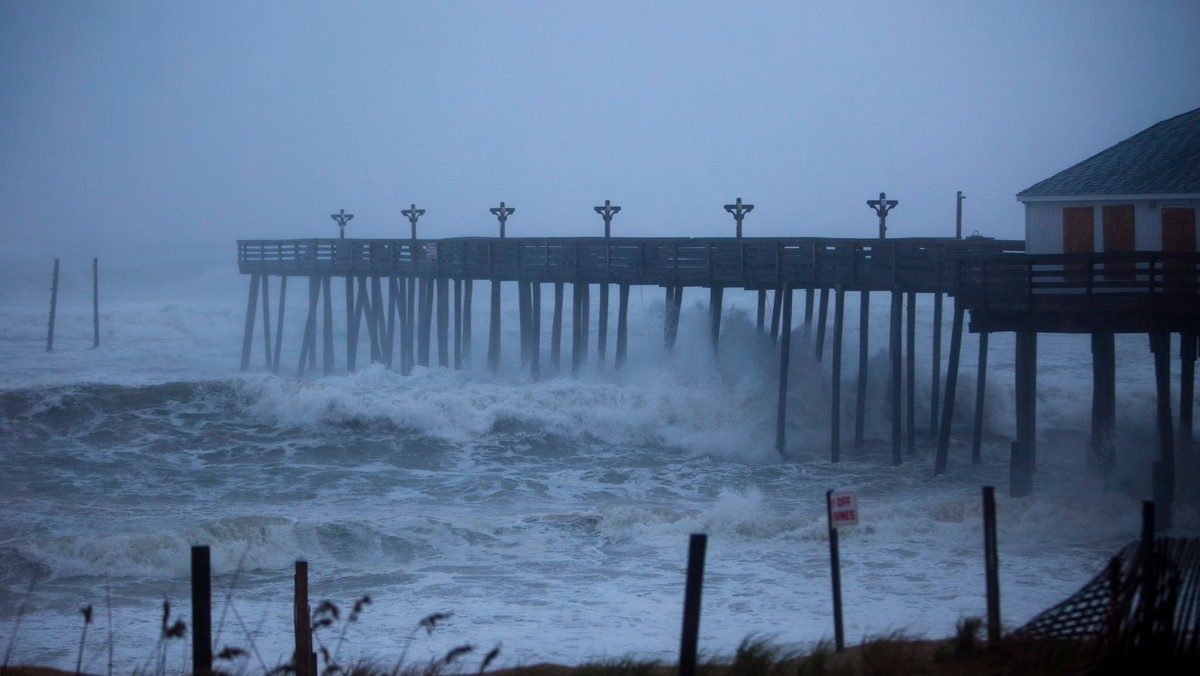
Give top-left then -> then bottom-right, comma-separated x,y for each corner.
2,0 -> 1199,268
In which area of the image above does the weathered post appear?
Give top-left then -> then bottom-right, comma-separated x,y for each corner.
294,561 -> 313,676
889,291 -> 902,464
982,487 -> 1001,644
616,284 -> 630,369
261,274 -> 272,370
274,276 -> 287,373
855,290 -> 870,447
92,258 -> 99,348
956,191 -> 965,240
453,278 -> 463,370
775,284 -> 793,459
831,285 -> 845,461
906,291 -> 916,454
709,286 -> 724,353
462,279 -> 473,365
934,305 -> 965,475
867,192 -> 898,240
1181,332 -> 1196,455
191,545 -> 212,675
972,332 -> 989,463
930,291 -> 944,437
322,276 -> 334,374
815,288 -> 829,361
240,273 -> 260,370
330,209 -> 353,239
678,533 -> 708,676
1090,331 -> 1116,475
1012,330 -> 1037,497
46,259 -> 60,353
551,282 -> 564,370
1151,329 -> 1175,528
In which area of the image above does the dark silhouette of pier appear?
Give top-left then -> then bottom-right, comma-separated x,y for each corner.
237,234 -> 1198,517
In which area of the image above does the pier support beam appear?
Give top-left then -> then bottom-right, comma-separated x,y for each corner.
815,287 -> 829,361
297,275 -> 318,376
462,279 -> 473,366
889,291 -> 903,465
710,287 -> 724,352
971,332 -> 989,464
1180,332 -> 1196,455
831,285 -> 845,461
906,291 -> 916,454
1090,330 -> 1116,476
757,289 -> 767,333
453,279 -> 463,369
855,290 -> 869,448
929,292 -> 943,438
321,276 -> 334,374
531,283 -> 541,378
240,273 -> 261,371
934,304 -> 965,475
664,286 -> 683,350
1151,328 -> 1175,528
437,277 -> 449,368
1012,329 -> 1037,497
770,286 -> 783,344
260,275 -> 272,371
552,282 -> 564,371
519,280 -> 533,372
775,284 -> 793,459
385,277 -> 399,368
417,277 -> 433,367
273,276 -> 287,373
616,284 -> 630,369
488,280 -> 501,372
369,276 -> 384,364
598,283 -> 610,366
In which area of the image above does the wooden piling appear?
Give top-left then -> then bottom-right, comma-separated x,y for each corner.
1151,328 -> 1175,526
972,332 -> 989,464
815,287 -> 829,361
1090,331 -> 1116,474
488,279 -> 501,372
436,277 -> 449,368
678,533 -> 708,676
756,289 -> 766,333
273,276 -> 287,373
775,284 -> 793,459
398,277 -> 412,374
417,277 -> 432,367
531,282 -> 541,378
551,282 -> 564,371
906,291 -> 916,454
462,279 -> 473,366
240,272 -> 259,370
297,276 -> 318,376
321,276 -> 334,374
261,275 -> 272,370
709,286 -> 724,352
453,278 -> 463,369
345,277 -> 355,370
368,276 -> 383,364
616,284 -> 630,369
572,284 -> 583,376
519,280 -> 532,371
770,286 -> 783,344
1012,330 -> 1037,496
385,277 -> 399,368
855,290 -> 869,448
191,545 -> 212,675
929,292 -> 943,437
92,258 -> 99,348
598,283 -> 610,365
982,487 -> 1001,644
889,291 -> 902,464
664,286 -> 683,350
405,275 -> 417,371
581,283 -> 591,366
803,287 -> 815,343
294,561 -> 313,676
831,285 -> 845,461
934,305 -> 965,474
1179,332 -> 1195,455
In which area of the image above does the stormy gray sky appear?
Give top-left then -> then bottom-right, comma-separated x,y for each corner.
2,0 -> 1199,268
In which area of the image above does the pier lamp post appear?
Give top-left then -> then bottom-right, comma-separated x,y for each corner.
956,191 -> 965,239
724,197 -> 754,238
490,201 -> 515,238
331,209 -> 354,239
867,193 -> 898,239
594,200 -> 621,238
402,204 -> 425,240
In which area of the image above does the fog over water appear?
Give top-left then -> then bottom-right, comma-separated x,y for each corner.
2,1 -> 1200,673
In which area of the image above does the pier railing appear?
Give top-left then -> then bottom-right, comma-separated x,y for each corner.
238,236 -> 1022,292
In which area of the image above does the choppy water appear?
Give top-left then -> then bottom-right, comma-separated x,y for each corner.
1,258 -> 1197,673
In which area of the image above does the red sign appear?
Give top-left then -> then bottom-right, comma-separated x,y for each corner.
828,491 -> 858,528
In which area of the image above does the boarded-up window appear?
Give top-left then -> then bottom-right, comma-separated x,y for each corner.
1163,207 -> 1196,293
1063,206 -> 1094,281
1102,204 -> 1135,280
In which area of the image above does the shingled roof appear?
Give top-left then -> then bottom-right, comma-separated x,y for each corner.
1017,107 -> 1200,200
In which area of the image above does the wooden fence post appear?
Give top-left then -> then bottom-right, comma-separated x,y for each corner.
678,533 -> 707,676
295,561 -> 313,676
191,545 -> 212,674
982,487 -> 1001,644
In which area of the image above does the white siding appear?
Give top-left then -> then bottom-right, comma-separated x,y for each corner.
1024,202 -> 1064,254
1023,198 -> 1200,253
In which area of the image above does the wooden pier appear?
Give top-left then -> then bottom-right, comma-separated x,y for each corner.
237,236 -> 1198,509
